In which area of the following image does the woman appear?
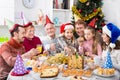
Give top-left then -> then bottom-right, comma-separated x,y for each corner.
23,22 -> 44,54
101,23 -> 120,71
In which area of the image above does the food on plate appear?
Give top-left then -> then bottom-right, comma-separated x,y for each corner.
83,70 -> 92,77
47,53 -> 68,64
40,67 -> 59,78
62,69 -> 84,77
97,67 -> 115,75
68,55 -> 83,69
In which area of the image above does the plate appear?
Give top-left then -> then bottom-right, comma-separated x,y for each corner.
93,69 -> 115,78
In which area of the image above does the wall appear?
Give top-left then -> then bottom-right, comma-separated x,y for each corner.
15,0 -> 53,24
0,0 -> 14,25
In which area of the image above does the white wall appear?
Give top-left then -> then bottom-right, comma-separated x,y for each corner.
15,0 -> 53,24
102,0 -> 120,28
0,0 -> 14,25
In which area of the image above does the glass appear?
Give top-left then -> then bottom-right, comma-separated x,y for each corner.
36,44 -> 42,53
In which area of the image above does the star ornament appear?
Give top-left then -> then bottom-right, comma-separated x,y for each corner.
103,51 -> 113,69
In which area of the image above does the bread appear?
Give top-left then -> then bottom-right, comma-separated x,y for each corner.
40,67 -> 59,78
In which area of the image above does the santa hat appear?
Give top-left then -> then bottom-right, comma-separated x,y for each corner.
21,12 -> 32,27
102,23 -> 120,49
60,23 -> 74,33
103,51 -> 113,68
44,15 -> 53,26
5,18 -> 22,32
74,14 -> 81,22
11,54 -> 29,76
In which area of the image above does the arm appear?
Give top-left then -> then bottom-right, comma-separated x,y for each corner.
1,44 -> 16,67
112,53 -> 120,71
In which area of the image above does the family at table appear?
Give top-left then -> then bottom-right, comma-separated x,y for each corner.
0,15 -> 120,80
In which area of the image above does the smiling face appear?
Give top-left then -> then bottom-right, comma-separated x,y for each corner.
102,32 -> 110,44
75,24 -> 85,37
14,27 -> 25,43
25,25 -> 35,40
64,29 -> 74,40
45,23 -> 56,38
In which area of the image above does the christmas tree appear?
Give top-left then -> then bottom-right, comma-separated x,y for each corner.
72,0 -> 105,32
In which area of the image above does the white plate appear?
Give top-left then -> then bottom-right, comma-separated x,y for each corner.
93,69 -> 115,78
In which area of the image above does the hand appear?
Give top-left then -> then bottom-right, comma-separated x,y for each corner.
50,43 -> 56,51
43,50 -> 49,56
29,48 -> 39,56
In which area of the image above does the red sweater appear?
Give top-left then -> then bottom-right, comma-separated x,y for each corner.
23,36 -> 44,53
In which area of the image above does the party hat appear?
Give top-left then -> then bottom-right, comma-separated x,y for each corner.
21,12 -> 29,25
103,51 -> 113,69
5,18 -> 14,31
44,15 -> 53,26
102,23 -> 120,49
11,53 -> 29,76
74,14 -> 81,22
88,18 -> 97,28
37,9 -> 44,25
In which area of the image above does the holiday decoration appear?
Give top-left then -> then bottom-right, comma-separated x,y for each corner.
11,54 -> 29,76
45,15 -> 54,26
74,14 -> 81,22
37,9 -> 45,25
102,23 -> 120,49
72,0 -> 105,31
103,51 -> 113,68
5,18 -> 14,30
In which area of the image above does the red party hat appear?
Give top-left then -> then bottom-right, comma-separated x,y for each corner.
44,15 -> 53,26
11,53 -> 29,76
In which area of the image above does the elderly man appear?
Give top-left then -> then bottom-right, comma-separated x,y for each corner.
41,15 -> 58,55
0,22 -> 39,80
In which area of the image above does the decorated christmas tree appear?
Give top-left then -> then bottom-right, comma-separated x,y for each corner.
72,0 -> 105,32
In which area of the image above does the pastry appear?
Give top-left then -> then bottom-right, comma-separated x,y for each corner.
40,67 -> 59,78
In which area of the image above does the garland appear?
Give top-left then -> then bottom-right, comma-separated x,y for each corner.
72,6 -> 101,21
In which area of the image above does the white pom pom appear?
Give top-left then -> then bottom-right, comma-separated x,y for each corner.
110,43 -> 116,49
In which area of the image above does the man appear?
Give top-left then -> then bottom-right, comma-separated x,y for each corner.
74,20 -> 86,38
41,15 -> 57,55
0,22 -> 38,80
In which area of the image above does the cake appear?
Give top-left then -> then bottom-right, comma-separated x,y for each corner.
40,67 -> 59,78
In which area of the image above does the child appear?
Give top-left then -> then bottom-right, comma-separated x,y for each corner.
77,36 -> 85,55
80,27 -> 102,58
54,23 -> 78,55
101,23 -> 120,71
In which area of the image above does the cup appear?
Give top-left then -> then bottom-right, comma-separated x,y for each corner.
36,44 -> 42,53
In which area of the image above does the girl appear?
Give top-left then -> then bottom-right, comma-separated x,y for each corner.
52,23 -> 78,55
79,27 -> 102,58
101,23 -> 120,71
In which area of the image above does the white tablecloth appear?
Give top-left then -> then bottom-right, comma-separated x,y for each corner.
7,70 -> 120,80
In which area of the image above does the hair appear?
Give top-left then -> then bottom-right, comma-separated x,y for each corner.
102,35 -> 120,51
10,24 -> 24,37
85,27 -> 101,55
75,20 -> 87,28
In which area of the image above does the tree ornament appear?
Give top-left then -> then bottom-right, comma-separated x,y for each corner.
79,0 -> 88,3
94,9 -> 97,12
79,9 -> 82,13
86,2 -> 90,6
